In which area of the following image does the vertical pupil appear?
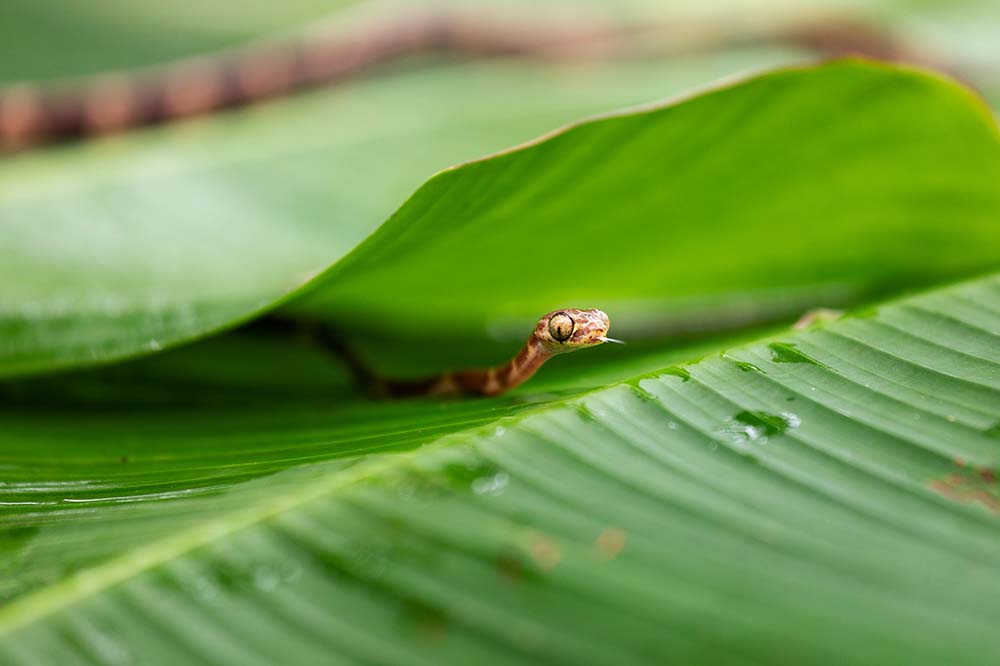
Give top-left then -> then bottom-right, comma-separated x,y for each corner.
550,315 -> 573,341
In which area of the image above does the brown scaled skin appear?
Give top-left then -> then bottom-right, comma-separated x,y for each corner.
383,308 -> 614,398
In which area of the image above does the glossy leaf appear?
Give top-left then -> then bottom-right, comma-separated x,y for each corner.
6,59 -> 1000,379
1,273 -> 997,664
2,51 -> 799,378
293,59 -> 1000,351
3,51 -> 1000,666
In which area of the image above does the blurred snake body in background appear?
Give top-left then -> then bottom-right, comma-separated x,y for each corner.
0,8 -> 908,151
0,11 -> 618,151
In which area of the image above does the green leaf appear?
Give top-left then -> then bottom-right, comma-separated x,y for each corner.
0,1 -> 359,81
6,59 -> 1000,380
3,9 -> 999,663
2,273 -> 998,664
292,59 -> 1000,349
2,51 -> 801,378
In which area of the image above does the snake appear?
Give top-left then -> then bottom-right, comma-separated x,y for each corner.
0,12 -> 615,151
0,14 -> 444,150
0,9 -> 897,152
383,308 -> 621,397
300,308 -> 621,398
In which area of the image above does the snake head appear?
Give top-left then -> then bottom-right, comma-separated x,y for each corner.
535,308 -> 613,353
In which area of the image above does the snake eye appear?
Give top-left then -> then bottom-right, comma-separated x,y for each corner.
548,312 -> 575,342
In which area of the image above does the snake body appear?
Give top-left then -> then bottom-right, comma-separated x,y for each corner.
0,15 -> 436,150
0,8 -> 899,152
378,308 -> 616,397
0,12 -> 610,151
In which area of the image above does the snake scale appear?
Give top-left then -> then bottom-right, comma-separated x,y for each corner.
305,308 -> 620,398
392,308 -> 619,397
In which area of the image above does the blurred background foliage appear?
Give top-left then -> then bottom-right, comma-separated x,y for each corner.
2,2 -> 1000,663
3,0 -> 1000,380
3,0 -> 1000,91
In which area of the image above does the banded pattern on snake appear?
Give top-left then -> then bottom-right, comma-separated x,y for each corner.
0,10 -> 903,151
390,308 -> 618,397
0,12 -> 610,151
307,308 -> 619,398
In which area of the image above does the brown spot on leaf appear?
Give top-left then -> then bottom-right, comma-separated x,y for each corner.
593,527 -> 626,561
928,469 -> 1000,513
523,532 -> 562,571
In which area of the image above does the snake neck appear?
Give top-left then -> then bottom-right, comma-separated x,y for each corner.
382,337 -> 552,398
487,336 -> 552,395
